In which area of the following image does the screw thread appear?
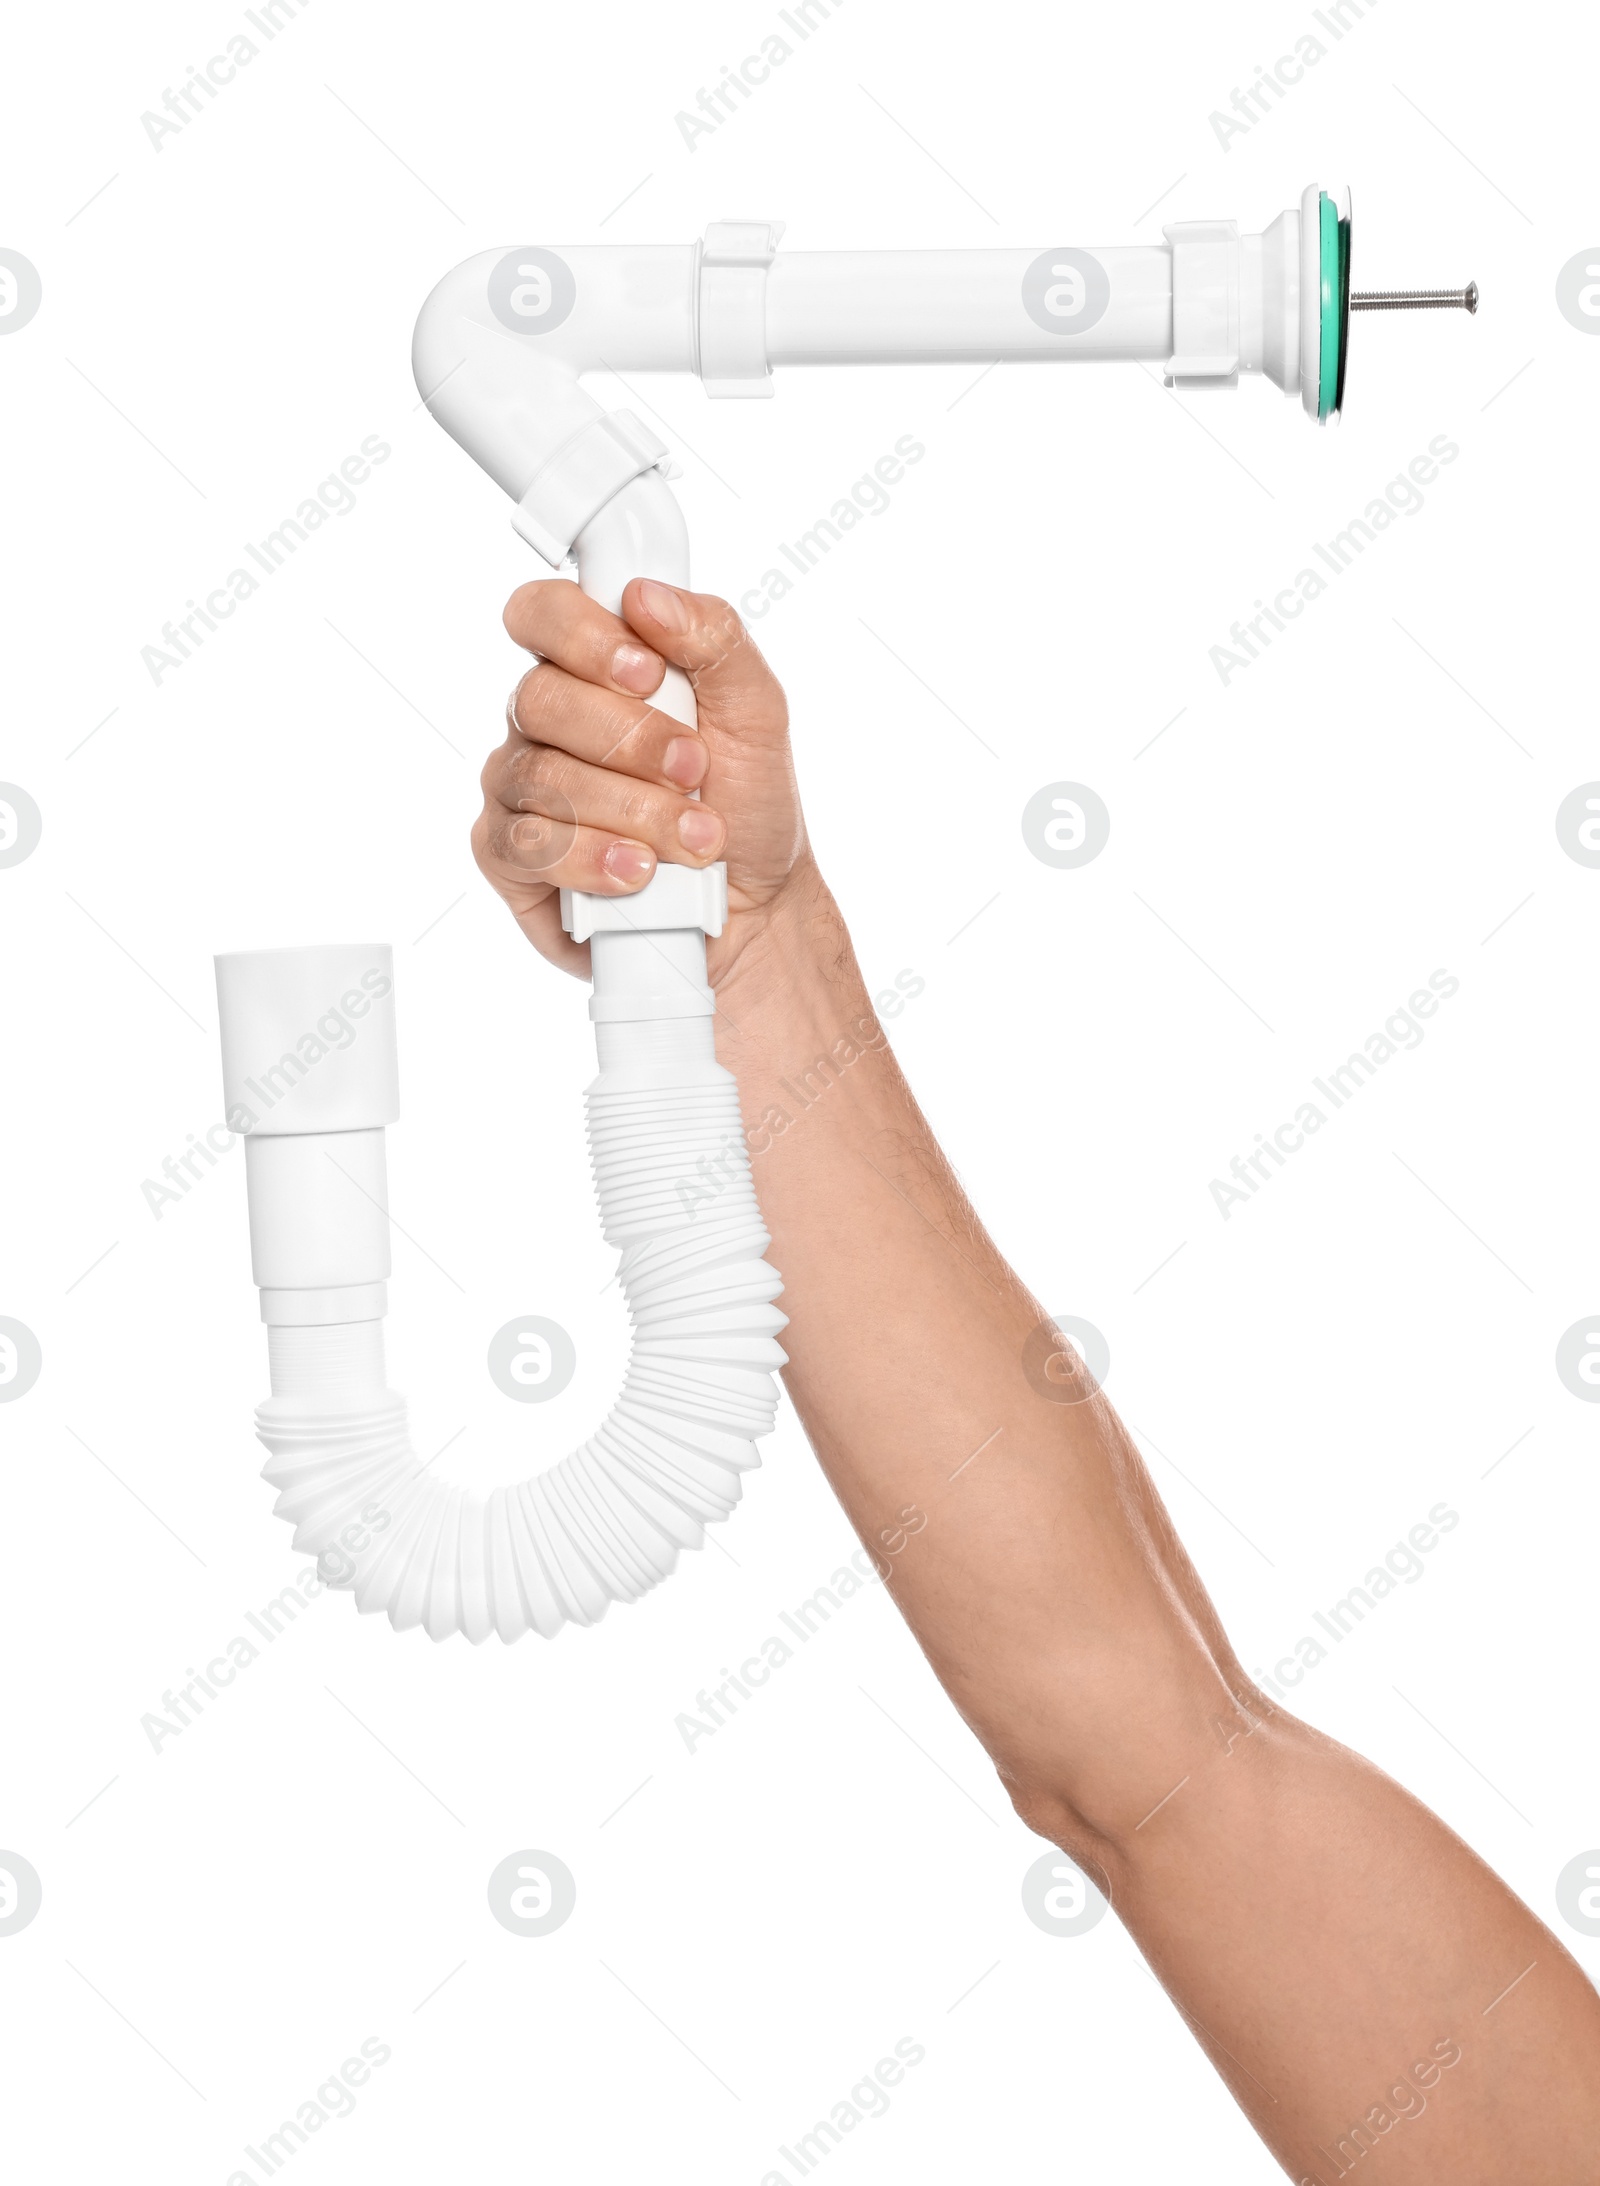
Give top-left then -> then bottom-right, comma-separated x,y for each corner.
1350,282 -> 1479,315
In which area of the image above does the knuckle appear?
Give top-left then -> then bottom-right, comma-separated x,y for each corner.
503,577 -> 558,641
481,734 -> 525,799
520,750 -> 578,823
699,597 -> 746,661
618,713 -> 671,768
475,809 -> 518,872
503,811 -> 536,857
510,813 -> 563,868
512,664 -> 560,731
516,739 -> 558,790
612,781 -> 656,832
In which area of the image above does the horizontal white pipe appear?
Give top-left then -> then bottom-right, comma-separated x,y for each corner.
415,241 -> 1177,377
764,248 -> 1172,363
412,206 -> 1306,523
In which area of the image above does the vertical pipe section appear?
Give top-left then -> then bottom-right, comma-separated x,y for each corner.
216,477 -> 788,1643
215,944 -> 399,1331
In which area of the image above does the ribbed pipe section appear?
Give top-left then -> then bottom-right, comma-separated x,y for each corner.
254,1060 -> 784,1643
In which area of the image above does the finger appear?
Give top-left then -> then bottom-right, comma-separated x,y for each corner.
468,812 -> 591,981
508,662 -> 708,793
486,741 -> 726,868
504,576 -> 666,698
475,798 -> 661,898
620,581 -> 788,736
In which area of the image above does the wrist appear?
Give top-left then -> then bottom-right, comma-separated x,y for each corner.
712,857 -> 856,1021
710,862 -> 880,1097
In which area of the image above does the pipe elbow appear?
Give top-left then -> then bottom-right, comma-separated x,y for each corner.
412,254 -> 591,505
412,242 -> 699,505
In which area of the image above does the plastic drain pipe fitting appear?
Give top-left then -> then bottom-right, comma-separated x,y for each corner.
215,184 -> 1473,1643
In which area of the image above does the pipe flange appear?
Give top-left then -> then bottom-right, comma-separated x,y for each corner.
511,409 -> 674,567
1163,218 -> 1241,387
562,860 -> 729,944
697,220 -> 785,398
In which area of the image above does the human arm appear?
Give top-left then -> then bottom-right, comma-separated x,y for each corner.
473,574 -> 1600,2182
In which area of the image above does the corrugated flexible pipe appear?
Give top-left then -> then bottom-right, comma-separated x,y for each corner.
215,463 -> 787,1643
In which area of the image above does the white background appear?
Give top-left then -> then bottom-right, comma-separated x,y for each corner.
2,1 -> 1597,2179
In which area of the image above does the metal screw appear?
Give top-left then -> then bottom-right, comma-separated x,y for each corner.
1350,282 -> 1479,315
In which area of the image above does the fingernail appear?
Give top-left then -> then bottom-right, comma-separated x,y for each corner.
637,579 -> 688,632
662,735 -> 707,789
677,806 -> 722,857
603,840 -> 655,887
612,643 -> 661,694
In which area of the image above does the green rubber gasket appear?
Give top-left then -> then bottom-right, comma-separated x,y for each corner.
1335,200 -> 1352,415
1318,191 -> 1353,421
1318,193 -> 1340,419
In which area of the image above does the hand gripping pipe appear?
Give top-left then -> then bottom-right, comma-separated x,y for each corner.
215,185 -> 1474,1643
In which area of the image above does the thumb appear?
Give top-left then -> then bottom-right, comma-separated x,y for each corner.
620,580 -> 789,745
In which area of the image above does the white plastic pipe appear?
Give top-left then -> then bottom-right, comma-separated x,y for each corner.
219,190 -> 1336,1643
408,198 -> 1319,515
215,457 -> 786,1643
216,695 -> 788,1645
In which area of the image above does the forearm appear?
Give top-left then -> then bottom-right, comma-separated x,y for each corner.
715,867 -> 1247,1836
716,873 -> 1600,2182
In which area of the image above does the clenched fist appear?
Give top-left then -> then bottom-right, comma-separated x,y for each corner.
474,576 -> 817,987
